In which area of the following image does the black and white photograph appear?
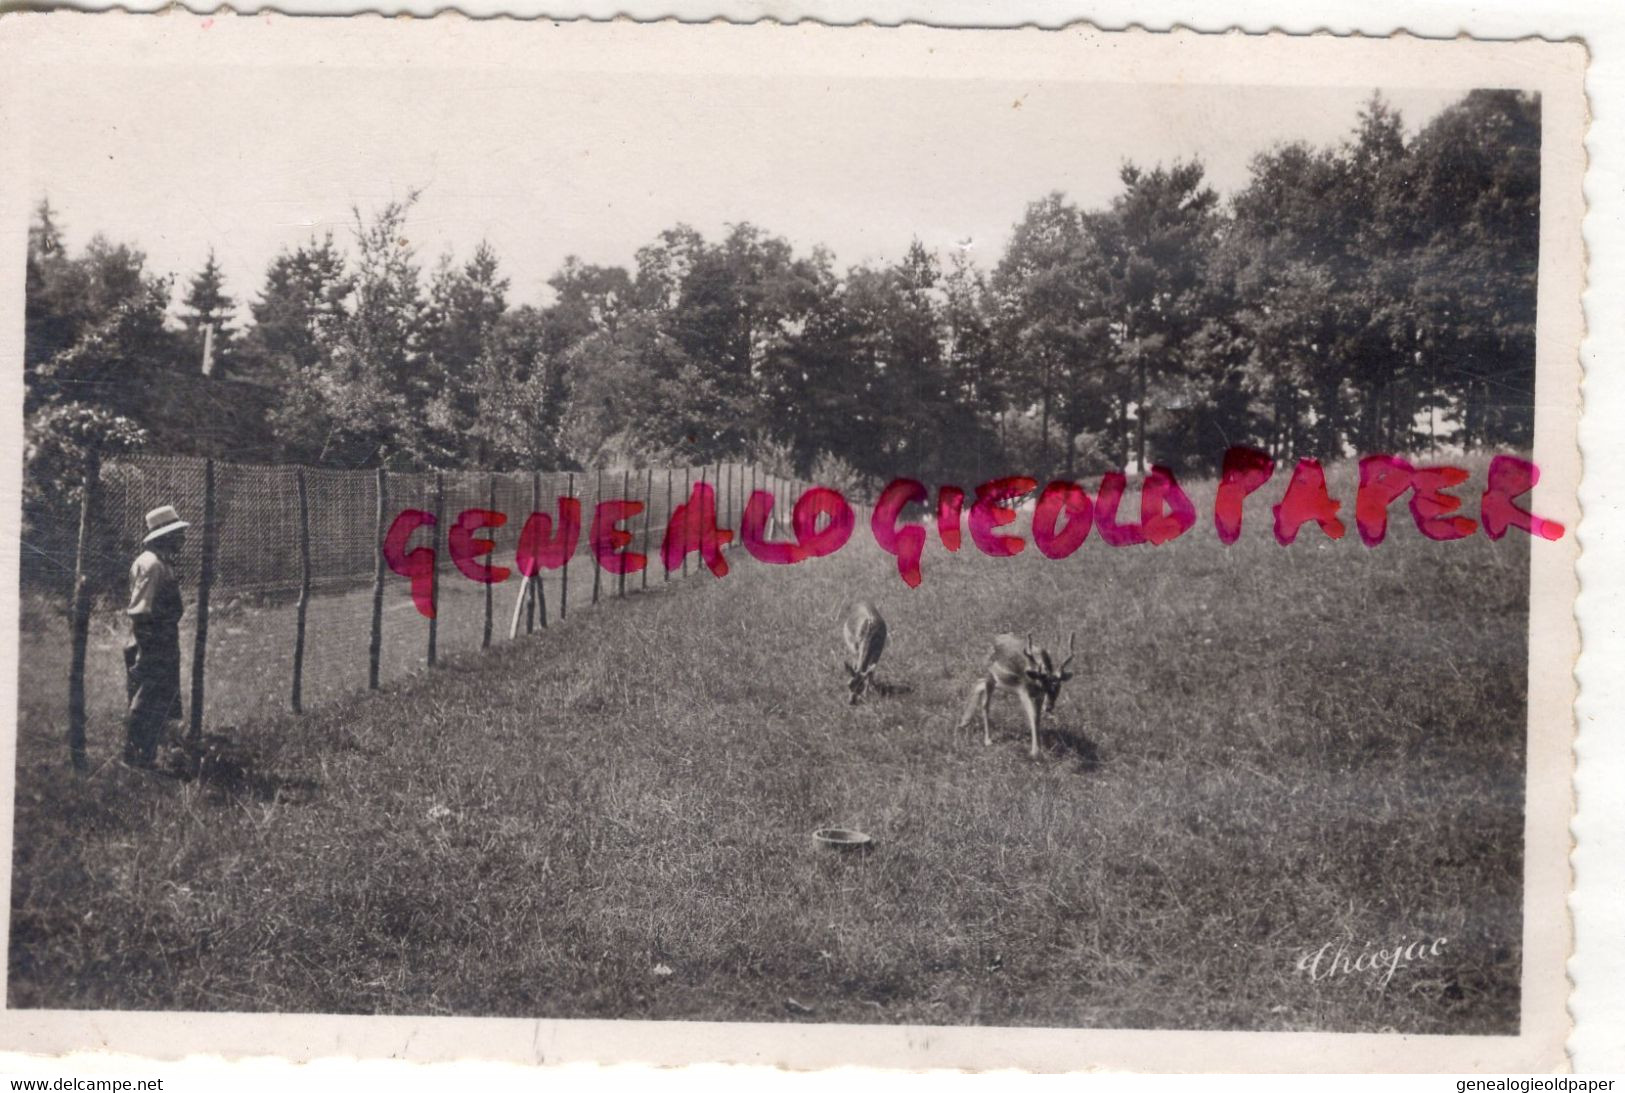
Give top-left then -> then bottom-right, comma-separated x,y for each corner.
0,16 -> 1588,1073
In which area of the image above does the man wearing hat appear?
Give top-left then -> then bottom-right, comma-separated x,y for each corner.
123,504 -> 189,767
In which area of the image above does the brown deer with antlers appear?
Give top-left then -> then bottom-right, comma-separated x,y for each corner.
958,632 -> 1076,758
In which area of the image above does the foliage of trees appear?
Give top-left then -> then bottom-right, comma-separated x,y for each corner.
179,249 -> 235,374
24,91 -> 1542,503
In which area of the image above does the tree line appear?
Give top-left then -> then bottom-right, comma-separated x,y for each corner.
25,89 -> 1538,520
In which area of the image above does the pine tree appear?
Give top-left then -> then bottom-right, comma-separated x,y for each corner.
422,241 -> 511,464
237,233 -> 352,387
26,199 -> 81,379
180,249 -> 236,375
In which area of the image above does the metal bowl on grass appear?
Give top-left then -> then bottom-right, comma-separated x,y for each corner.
812,827 -> 874,852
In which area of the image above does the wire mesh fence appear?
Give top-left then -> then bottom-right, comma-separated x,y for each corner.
56,454 -> 812,764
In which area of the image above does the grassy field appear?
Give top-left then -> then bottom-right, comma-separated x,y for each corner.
8,466 -> 1530,1033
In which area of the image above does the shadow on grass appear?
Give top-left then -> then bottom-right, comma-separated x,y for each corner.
865,680 -> 915,700
150,731 -> 321,804
1044,725 -> 1102,772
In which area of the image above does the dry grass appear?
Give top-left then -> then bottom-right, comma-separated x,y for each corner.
9,463 -> 1530,1032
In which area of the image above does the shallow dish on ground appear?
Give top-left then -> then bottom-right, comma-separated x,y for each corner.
812,827 -> 873,851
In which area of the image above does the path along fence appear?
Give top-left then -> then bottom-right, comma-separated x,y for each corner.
58,455 -> 812,769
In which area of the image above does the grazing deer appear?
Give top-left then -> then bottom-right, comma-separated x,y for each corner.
841,601 -> 889,704
959,632 -> 1076,758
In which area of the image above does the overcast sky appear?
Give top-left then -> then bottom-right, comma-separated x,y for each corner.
24,67 -> 1469,312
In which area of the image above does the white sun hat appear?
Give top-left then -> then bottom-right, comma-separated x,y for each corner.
142,505 -> 191,545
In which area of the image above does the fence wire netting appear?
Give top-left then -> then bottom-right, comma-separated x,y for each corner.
69,455 -> 797,738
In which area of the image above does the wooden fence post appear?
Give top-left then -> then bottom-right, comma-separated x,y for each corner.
719,461 -> 728,545
591,468 -> 603,605
188,458 -> 216,746
709,463 -> 718,557
483,473 -> 496,649
367,466 -> 386,691
700,465 -> 711,572
641,467 -> 653,591
527,471 -> 540,633
66,454 -> 100,772
428,472 -> 443,667
664,468 -> 673,583
560,472 -> 572,620
618,469 -> 630,599
534,475 -> 549,629
682,467 -> 692,577
293,468 -> 313,712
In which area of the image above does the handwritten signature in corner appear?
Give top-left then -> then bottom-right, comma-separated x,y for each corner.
1295,936 -> 1450,990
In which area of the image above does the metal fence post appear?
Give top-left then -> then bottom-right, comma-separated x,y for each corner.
66,454 -> 99,772
188,458 -> 216,745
